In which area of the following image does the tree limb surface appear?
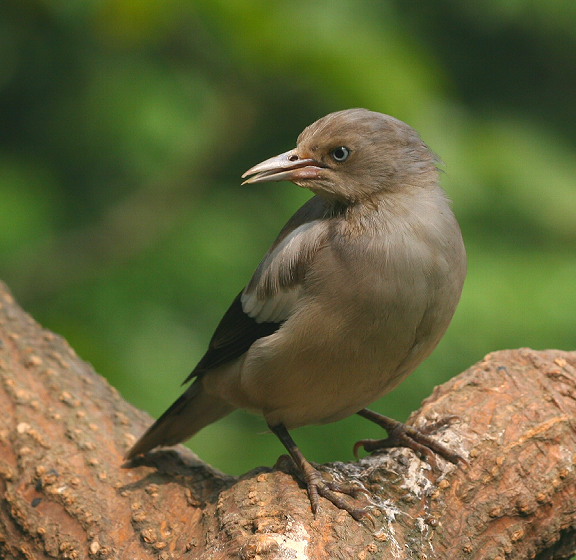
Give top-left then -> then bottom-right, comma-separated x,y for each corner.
0,280 -> 575,560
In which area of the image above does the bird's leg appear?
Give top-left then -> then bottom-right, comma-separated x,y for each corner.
354,408 -> 462,466
269,423 -> 369,521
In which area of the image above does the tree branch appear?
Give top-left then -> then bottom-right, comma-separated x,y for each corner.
0,280 -> 574,559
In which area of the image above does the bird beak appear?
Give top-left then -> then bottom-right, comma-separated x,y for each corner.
242,150 -> 325,185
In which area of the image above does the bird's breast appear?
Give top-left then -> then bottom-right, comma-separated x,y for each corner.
228,192 -> 466,428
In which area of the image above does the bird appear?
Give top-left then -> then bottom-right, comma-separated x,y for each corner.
126,108 -> 467,520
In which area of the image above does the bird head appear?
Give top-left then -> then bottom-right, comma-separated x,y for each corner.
242,108 -> 438,204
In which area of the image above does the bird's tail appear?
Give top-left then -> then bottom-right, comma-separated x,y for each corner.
125,380 -> 235,460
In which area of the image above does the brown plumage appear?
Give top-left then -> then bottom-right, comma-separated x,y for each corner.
126,109 -> 467,520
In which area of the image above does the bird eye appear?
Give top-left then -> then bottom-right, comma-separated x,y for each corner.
331,146 -> 350,162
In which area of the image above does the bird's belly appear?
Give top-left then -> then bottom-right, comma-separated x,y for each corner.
250,357 -> 403,429
237,296 -> 437,428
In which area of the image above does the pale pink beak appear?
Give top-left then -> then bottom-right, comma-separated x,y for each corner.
242,149 -> 325,185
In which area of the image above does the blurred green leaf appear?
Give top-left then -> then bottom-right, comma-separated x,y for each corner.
1,0 -> 574,478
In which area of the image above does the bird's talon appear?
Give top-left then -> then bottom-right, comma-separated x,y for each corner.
418,415 -> 459,435
353,440 -> 365,460
354,439 -> 384,459
356,410 -> 463,467
326,480 -> 370,498
354,438 -> 389,459
300,468 -> 373,521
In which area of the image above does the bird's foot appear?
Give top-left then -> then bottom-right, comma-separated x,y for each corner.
297,460 -> 371,522
354,410 -> 463,467
271,423 -> 375,521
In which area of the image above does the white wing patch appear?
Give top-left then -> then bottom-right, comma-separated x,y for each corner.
241,220 -> 326,324
242,285 -> 302,323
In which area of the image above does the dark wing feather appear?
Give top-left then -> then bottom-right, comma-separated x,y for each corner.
184,196 -> 334,384
184,291 -> 281,382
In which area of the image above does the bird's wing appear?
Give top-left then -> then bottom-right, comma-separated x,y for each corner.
186,196 -> 331,381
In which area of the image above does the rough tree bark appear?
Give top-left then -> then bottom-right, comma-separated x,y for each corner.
0,279 -> 575,560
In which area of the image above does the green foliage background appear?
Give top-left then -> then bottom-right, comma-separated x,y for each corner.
1,1 -> 575,475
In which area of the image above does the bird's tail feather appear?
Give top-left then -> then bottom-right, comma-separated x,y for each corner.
125,381 -> 235,460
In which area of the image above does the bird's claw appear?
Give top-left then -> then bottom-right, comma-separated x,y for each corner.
325,480 -> 371,499
417,415 -> 460,435
354,412 -> 465,467
301,465 -> 371,522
